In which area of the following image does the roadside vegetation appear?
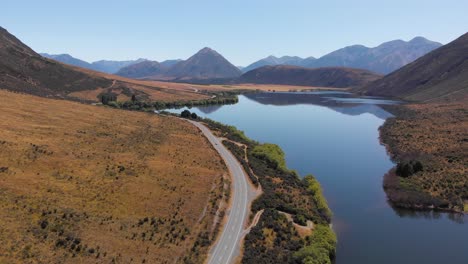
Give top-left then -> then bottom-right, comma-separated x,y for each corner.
202,119 -> 335,263
381,103 -> 468,212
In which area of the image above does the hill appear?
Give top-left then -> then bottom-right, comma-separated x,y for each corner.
116,60 -> 168,78
242,55 -> 307,73
359,33 -> 468,102
41,53 -> 146,74
40,53 -> 93,69
244,37 -> 442,74
165,47 -> 242,80
238,65 -> 381,88
0,26 -> 112,97
0,89 -> 227,263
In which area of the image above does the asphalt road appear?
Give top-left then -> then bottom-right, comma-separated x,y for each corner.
188,120 -> 249,264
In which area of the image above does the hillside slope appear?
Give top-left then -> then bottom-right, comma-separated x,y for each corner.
359,33 -> 468,102
238,65 -> 381,88
242,55 -> 307,73
0,27 -> 112,97
41,53 -> 146,74
0,27 -> 211,102
116,60 -> 168,78
0,90 -> 227,263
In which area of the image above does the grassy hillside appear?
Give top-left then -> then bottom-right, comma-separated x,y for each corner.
359,32 -> 468,102
239,65 -> 381,88
0,90 -> 228,263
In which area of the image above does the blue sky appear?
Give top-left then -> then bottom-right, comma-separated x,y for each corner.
2,0 -> 467,65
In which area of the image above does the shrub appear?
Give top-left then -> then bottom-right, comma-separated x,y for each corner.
251,143 -> 287,171
294,225 -> 336,264
181,110 -> 191,118
396,160 -> 423,177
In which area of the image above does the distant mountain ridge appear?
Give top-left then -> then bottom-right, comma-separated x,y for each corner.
40,53 -> 147,74
357,33 -> 468,102
243,37 -> 442,74
242,55 -> 308,73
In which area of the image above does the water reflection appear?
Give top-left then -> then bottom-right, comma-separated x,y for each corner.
192,91 -> 401,118
166,92 -> 468,264
391,205 -> 465,224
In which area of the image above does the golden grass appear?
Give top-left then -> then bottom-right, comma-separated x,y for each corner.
0,90 -> 227,263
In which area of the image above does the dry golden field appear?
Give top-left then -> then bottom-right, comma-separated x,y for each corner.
0,90 -> 228,263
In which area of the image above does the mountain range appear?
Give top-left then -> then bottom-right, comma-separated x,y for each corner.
39,53 -> 147,74
42,37 -> 441,80
243,37 -> 442,74
357,33 -> 468,102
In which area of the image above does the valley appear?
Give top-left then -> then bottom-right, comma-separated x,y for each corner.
0,5 -> 467,263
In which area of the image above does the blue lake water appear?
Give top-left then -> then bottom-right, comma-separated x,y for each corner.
168,92 -> 467,264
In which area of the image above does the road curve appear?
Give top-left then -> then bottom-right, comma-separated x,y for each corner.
187,120 -> 249,264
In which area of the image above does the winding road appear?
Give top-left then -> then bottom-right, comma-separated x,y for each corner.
187,120 -> 249,264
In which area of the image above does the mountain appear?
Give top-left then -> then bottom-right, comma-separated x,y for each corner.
358,33 -> 468,102
238,65 -> 381,88
165,47 -> 242,80
116,60 -> 168,78
40,53 -> 146,74
91,58 -> 146,74
305,37 -> 443,74
243,37 -> 442,74
40,53 -> 92,69
160,59 -> 182,68
0,27 -> 111,97
242,55 -> 306,73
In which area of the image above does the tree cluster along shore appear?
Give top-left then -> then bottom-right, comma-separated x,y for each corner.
98,89 -> 245,112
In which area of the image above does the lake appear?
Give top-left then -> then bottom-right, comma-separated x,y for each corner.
168,92 -> 467,264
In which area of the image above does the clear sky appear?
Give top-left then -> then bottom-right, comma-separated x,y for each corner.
2,0 -> 467,66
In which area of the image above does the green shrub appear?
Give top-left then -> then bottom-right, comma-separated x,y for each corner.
252,143 -> 287,171
304,175 -> 332,221
294,225 -> 336,264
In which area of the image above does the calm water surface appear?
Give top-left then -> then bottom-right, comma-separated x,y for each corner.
169,92 -> 467,264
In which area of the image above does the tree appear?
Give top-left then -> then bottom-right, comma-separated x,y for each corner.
101,93 -> 117,105
181,110 -> 191,118
191,112 -> 198,119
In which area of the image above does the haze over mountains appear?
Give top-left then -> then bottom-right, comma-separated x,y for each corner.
358,33 -> 468,102
243,37 -> 442,74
